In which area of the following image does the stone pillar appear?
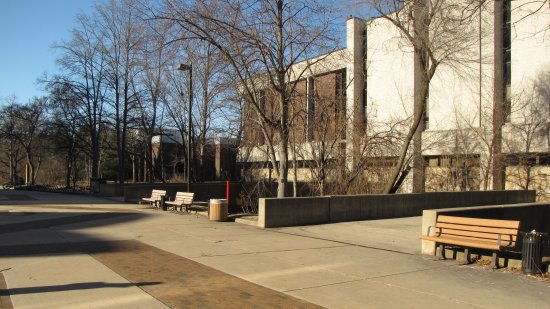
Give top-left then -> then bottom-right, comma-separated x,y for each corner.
345,16 -> 367,169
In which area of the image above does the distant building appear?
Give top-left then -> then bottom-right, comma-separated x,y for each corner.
152,132 -> 238,182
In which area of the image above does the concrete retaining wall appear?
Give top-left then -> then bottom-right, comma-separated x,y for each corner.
421,203 -> 550,256
258,190 -> 536,228
259,197 -> 330,228
95,183 -> 124,196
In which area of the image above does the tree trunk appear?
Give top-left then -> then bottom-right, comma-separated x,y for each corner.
412,53 -> 427,193
32,155 -> 42,185
411,0 -> 428,193
9,149 -> 15,184
91,131 -> 100,179
65,155 -> 72,188
26,153 -> 34,186
384,0 -> 429,194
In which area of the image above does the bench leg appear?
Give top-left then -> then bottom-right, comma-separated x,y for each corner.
460,248 -> 471,265
491,252 -> 499,269
438,244 -> 447,260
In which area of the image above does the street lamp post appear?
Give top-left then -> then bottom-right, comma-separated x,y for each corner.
177,64 -> 193,192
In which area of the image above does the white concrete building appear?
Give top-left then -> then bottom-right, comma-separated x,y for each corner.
240,1 -> 550,197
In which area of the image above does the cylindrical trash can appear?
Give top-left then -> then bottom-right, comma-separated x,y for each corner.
209,199 -> 228,222
522,231 -> 545,275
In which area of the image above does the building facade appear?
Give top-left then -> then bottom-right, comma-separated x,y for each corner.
240,1 -> 550,197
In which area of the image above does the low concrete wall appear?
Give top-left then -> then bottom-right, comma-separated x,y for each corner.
259,197 -> 330,228
421,203 -> 550,256
259,190 -> 536,228
330,190 -> 536,222
96,183 -> 124,196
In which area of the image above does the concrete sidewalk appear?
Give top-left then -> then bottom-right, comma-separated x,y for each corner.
0,190 -> 549,308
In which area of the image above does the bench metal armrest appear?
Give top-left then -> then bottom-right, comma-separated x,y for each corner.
497,234 -> 513,247
426,226 -> 441,237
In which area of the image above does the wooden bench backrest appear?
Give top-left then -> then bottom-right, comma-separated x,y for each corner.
150,190 -> 167,200
436,215 -> 520,247
174,192 -> 194,204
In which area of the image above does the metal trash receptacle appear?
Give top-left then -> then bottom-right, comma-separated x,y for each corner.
521,231 -> 545,275
160,195 -> 167,211
209,199 -> 228,222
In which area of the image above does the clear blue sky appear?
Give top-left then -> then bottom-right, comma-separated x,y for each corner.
0,0 -> 96,104
0,0 -> 368,105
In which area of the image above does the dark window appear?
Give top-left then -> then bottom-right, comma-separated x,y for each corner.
424,90 -> 430,130
258,90 -> 266,146
363,29 -> 368,128
307,77 -> 315,142
335,70 -> 347,139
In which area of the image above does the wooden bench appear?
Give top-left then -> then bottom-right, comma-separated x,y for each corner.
165,192 -> 210,214
165,192 -> 195,212
138,189 -> 167,208
420,215 -> 520,268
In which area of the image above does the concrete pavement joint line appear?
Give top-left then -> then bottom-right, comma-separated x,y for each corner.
280,264 -> 452,293
194,244 -> 353,258
365,279 -> 491,309
270,229 -> 415,255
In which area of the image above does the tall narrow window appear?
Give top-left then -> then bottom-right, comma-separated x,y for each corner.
362,29 -> 368,129
258,90 -> 266,145
306,77 -> 315,141
424,90 -> 430,130
335,70 -> 347,139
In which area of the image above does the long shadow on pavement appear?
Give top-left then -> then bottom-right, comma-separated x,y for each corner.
0,281 -> 162,296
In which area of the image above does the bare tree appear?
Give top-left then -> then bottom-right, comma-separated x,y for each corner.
47,81 -> 86,188
97,0 -> 144,184
0,98 -> 47,185
155,0 -> 338,197
0,97 -> 25,185
188,41 -> 229,181
54,13 -> 107,180
132,16 -> 175,183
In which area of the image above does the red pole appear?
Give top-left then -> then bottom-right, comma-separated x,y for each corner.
226,180 -> 230,202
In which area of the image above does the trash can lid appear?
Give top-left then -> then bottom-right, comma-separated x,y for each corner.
520,231 -> 548,240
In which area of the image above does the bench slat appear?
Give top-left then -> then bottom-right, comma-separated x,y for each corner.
420,235 -> 503,250
434,233 -> 516,247
437,215 -> 520,229
436,222 -> 518,236
438,228 -> 517,242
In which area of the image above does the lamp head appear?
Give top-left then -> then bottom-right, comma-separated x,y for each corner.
177,64 -> 191,71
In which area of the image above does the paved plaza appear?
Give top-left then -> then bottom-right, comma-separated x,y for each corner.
0,190 -> 549,308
